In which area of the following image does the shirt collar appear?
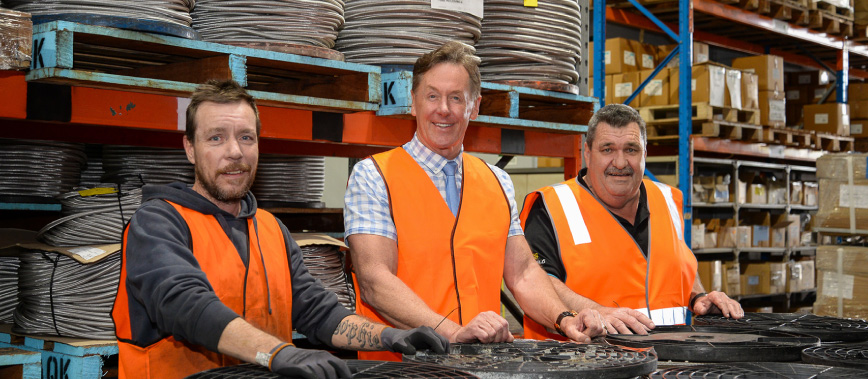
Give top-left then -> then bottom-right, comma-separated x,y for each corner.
576,167 -> 649,226
404,134 -> 463,173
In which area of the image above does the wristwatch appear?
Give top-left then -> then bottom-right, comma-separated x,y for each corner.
554,310 -> 579,337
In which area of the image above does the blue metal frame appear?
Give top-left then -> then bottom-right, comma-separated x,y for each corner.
594,0 -> 606,106
837,45 -> 849,104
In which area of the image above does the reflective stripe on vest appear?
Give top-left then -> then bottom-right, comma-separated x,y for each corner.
635,306 -> 688,326
551,183 -> 591,245
113,202 -> 293,379
354,148 -> 510,361
652,181 -> 683,241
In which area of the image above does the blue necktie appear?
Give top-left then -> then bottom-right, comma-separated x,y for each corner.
443,161 -> 459,216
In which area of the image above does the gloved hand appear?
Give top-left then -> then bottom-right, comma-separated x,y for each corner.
269,343 -> 351,379
380,326 -> 450,355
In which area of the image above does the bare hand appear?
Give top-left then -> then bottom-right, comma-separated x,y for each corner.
599,307 -> 655,335
692,291 -> 744,319
560,309 -> 606,343
451,311 -> 514,343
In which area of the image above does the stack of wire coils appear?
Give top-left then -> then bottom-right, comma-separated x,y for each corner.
0,0 -> 196,28
101,145 -> 194,187
253,155 -> 325,208
12,250 -> 121,340
37,185 -> 143,246
336,0 -> 481,65
0,139 -> 86,202
0,256 -> 19,323
476,0 -> 583,85
79,145 -> 105,188
298,236 -> 355,311
191,0 -> 346,49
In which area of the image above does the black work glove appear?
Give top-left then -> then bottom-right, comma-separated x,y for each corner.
268,343 -> 351,379
380,326 -> 450,355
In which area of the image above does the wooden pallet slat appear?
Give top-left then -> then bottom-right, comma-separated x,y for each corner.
27,21 -> 382,113
762,126 -> 815,148
0,325 -> 117,379
815,132 -> 855,151
0,348 -> 40,379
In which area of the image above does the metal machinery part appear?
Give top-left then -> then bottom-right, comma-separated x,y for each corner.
101,145 -> 194,187
336,0 -> 482,65
185,361 -> 480,379
192,0 -> 345,48
476,0 -> 583,85
695,313 -> 868,343
605,325 -> 821,362
404,340 -> 657,379
12,251 -> 121,340
252,155 -> 326,208
650,362 -> 868,378
802,344 -> 868,370
0,139 -> 86,202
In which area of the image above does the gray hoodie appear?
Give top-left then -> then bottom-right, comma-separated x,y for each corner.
117,182 -> 353,352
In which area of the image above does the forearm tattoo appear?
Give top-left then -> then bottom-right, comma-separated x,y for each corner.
334,319 -> 381,349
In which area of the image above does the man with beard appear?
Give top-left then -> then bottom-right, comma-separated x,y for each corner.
113,80 -> 448,379
520,104 -> 743,340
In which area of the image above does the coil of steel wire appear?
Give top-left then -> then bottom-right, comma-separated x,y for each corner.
13,250 -> 121,340
37,185 -> 143,247
1,0 -> 196,27
300,244 -> 355,311
79,145 -> 105,188
101,145 -> 194,187
336,0 -> 481,65
191,0 -> 346,48
476,0 -> 583,84
252,155 -> 325,207
0,139 -> 86,201
0,257 -> 20,323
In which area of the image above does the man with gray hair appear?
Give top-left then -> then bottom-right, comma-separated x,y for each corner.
520,104 -> 743,340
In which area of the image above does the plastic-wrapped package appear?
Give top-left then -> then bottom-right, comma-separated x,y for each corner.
814,245 -> 868,320
0,8 -> 31,70
815,153 -> 868,232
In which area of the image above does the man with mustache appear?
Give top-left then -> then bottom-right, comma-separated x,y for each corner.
520,104 -> 743,340
113,80 -> 448,379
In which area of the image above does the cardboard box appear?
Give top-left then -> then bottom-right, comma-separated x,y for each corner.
671,64 -> 726,107
590,38 -> 638,75
741,262 -> 787,295
698,260 -> 723,292
692,222 -> 706,249
658,41 -> 709,68
803,103 -> 850,136
758,90 -> 786,127
605,74 -> 614,106
748,184 -> 768,204
814,245 -> 868,319
719,220 -> 751,248
786,214 -> 801,248
851,118 -> 868,138
791,181 -> 803,206
849,82 -> 868,101
724,261 -> 741,296
814,153 -> 868,231
612,72 -> 640,106
803,181 -> 818,207
770,262 -> 788,294
732,54 -> 785,92
787,70 -> 831,86
639,68 -> 670,107
848,101 -> 868,120
630,40 -> 657,71
742,72 -> 759,110
725,69 -> 743,109
787,259 -> 815,293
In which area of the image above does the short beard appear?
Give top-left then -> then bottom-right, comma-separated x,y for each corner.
195,163 -> 256,203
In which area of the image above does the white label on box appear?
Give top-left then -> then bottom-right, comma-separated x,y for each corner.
748,276 -> 760,286
839,185 -> 868,209
615,82 -> 633,97
773,19 -> 788,33
769,100 -> 786,121
786,90 -> 801,100
431,0 -> 483,18
815,113 -> 830,124
624,51 -> 636,66
691,79 -> 696,91
696,53 -> 709,63
823,272 -> 854,299
642,54 -> 654,69
605,51 -> 611,65
645,79 -> 663,96
853,123 -> 863,134
798,74 -> 811,85
68,247 -> 106,261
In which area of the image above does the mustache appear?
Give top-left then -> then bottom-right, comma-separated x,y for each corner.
218,163 -> 252,174
605,166 -> 634,175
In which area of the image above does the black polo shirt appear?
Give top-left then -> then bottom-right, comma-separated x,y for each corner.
523,168 -> 650,281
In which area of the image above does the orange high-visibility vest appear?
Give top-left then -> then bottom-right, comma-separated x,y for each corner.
113,201 -> 293,379
355,148 -> 510,360
520,179 -> 696,340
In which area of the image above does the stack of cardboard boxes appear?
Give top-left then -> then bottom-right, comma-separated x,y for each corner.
848,82 -> 868,139
732,55 -> 785,128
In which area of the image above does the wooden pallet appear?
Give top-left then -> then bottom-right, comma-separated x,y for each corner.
763,126 -> 815,148
855,137 -> 868,152
647,120 -> 763,143
378,71 -> 598,133
0,325 -> 117,379
815,132 -> 854,151
809,0 -> 854,20
737,0 -> 811,24
807,9 -> 855,36
27,21 -> 381,113
639,103 -> 759,125
0,348 -> 40,379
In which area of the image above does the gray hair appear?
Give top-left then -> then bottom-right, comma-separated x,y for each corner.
585,104 -> 646,148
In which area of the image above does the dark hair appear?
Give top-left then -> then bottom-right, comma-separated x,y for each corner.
412,41 -> 481,100
585,104 -> 646,148
185,79 -> 260,143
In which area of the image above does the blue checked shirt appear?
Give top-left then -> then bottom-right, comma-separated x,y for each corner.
344,135 -> 523,240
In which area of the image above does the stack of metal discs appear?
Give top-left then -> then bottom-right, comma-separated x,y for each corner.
253,155 -> 325,208
101,145 -> 194,187
1,0 -> 196,27
36,185 -> 143,246
299,242 -> 355,311
336,0 -> 482,65
476,0 -> 583,85
0,139 -> 86,202
0,256 -> 19,323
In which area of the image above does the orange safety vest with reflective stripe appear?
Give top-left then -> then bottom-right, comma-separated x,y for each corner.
113,201 -> 293,379
355,148 -> 510,361
520,179 -> 696,340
